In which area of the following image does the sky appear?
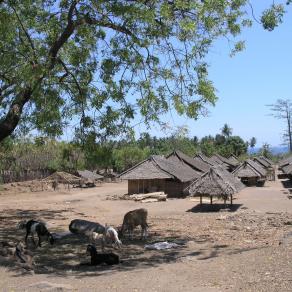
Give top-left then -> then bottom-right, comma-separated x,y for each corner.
133,2 -> 292,148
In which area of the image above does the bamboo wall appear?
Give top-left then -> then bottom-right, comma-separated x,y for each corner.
128,179 -> 189,197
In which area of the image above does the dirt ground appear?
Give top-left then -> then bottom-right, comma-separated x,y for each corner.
0,177 -> 291,292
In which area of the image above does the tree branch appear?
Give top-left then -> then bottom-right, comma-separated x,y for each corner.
11,5 -> 38,64
49,0 -> 78,67
84,15 -> 135,37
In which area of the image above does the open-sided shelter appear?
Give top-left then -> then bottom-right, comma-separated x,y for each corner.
186,166 -> 244,205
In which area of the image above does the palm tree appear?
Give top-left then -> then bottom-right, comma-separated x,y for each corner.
221,124 -> 232,138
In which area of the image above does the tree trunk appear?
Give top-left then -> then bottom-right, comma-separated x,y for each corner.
288,113 -> 292,152
0,88 -> 32,142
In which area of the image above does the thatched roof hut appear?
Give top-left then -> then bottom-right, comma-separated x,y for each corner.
233,159 -> 267,186
76,170 -> 103,181
253,157 -> 275,181
186,166 -> 244,205
119,155 -> 200,197
282,163 -> 292,175
166,150 -> 210,173
279,156 -> 292,169
42,171 -> 83,185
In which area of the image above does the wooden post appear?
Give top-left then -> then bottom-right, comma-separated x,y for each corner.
230,194 -> 233,206
210,196 -> 213,205
200,195 -> 202,205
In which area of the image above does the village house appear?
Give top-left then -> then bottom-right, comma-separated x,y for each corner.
119,155 -> 201,197
233,159 -> 267,186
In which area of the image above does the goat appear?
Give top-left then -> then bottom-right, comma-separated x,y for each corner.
92,226 -> 122,251
69,219 -> 105,237
86,244 -> 120,265
120,208 -> 148,240
19,220 -> 54,247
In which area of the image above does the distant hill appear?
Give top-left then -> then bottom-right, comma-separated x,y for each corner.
249,146 -> 289,155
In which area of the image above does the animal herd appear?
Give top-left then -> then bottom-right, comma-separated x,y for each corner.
13,208 -> 149,268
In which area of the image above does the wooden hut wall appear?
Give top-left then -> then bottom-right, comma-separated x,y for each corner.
165,180 -> 189,197
240,177 -> 258,186
128,179 -> 166,194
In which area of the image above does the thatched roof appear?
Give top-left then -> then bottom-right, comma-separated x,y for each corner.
119,155 -> 200,182
152,155 -> 201,182
98,169 -> 118,177
282,163 -> 292,175
233,159 -> 267,179
194,153 -> 216,166
248,159 -> 267,176
209,155 -> 223,165
186,166 -> 244,198
166,150 -> 210,173
259,156 -> 273,166
42,171 -> 83,184
119,157 -> 172,180
253,157 -> 271,169
77,170 -> 103,180
279,156 -> 292,168
228,154 -> 240,165
193,157 -> 211,173
214,154 -> 238,168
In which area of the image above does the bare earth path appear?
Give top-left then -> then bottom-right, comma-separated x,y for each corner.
0,178 -> 291,292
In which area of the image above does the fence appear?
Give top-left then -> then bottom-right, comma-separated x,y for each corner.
0,169 -> 52,184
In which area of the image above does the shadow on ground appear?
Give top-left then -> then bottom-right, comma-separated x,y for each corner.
186,204 -> 242,213
0,207 -> 267,278
0,208 -> 209,278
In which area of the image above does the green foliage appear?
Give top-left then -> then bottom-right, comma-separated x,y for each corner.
221,123 -> 233,138
3,0 -> 285,142
261,4 -> 285,31
224,136 -> 248,156
250,137 -> 257,148
260,143 -> 273,159
200,135 -> 217,157
200,126 -> 247,157
113,146 -> 150,173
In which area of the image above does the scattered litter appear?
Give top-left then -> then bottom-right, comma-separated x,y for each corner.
144,241 -> 180,250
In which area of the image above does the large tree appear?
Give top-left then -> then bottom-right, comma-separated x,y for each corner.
267,99 -> 292,152
0,1 -> 288,142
